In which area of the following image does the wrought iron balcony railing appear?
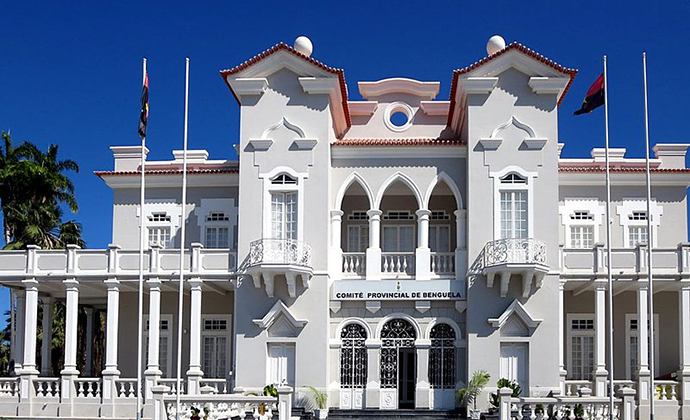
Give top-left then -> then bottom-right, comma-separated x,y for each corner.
248,238 -> 312,268
471,238 -> 547,273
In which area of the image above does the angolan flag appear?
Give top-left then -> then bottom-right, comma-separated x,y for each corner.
574,73 -> 605,115
138,72 -> 149,139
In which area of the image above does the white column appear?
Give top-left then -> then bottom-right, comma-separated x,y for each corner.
366,210 -> 382,280
84,307 -> 95,376
102,280 -> 120,415
558,280 -> 567,392
145,277 -> 162,399
60,279 -> 80,401
21,279 -> 40,374
593,282 -> 608,396
415,209 -> 431,281
41,297 -> 53,376
9,289 -> 15,372
187,279 -> 204,394
330,210 -> 344,280
13,290 -> 25,373
415,339 -> 431,408
636,283 -> 651,401
365,339 -> 381,408
679,284 -> 690,417
454,210 -> 467,279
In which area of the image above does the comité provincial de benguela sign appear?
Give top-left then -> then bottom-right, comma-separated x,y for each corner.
332,279 -> 465,301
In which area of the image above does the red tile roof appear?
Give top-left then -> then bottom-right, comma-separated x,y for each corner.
95,168 -> 239,178
220,42 -> 351,127
559,167 -> 690,173
333,138 -> 465,147
447,42 -> 578,126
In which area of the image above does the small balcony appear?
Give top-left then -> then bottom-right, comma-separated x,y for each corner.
245,238 -> 313,298
470,238 -> 549,297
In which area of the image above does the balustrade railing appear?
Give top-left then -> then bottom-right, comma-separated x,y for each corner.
656,380 -> 679,401
564,380 -> 591,397
511,397 -> 621,420
115,378 -> 139,398
75,378 -> 102,398
33,377 -> 60,398
430,252 -> 454,275
159,378 -> 186,395
342,252 -> 366,276
158,393 -> 279,420
0,378 -> 19,397
199,378 -> 230,394
248,239 -> 312,268
381,252 -> 414,276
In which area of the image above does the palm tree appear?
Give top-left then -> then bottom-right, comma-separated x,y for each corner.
0,131 -> 35,244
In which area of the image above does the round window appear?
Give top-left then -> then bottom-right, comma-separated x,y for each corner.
390,111 -> 409,127
384,102 -> 414,132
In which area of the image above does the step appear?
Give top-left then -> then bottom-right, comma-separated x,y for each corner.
326,408 -> 462,420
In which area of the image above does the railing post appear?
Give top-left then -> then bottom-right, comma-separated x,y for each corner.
276,385 -> 294,420
151,385 -> 169,420
617,387 -> 636,420
498,387 -> 513,420
330,210 -> 344,281
191,242 -> 202,273
679,242 -> 690,273
150,243 -> 161,273
594,242 -> 605,273
636,243 -> 647,273
366,210 -> 382,281
108,244 -> 121,274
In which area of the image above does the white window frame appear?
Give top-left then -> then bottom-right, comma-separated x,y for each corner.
570,225 -> 595,249
266,342 -> 296,386
490,166 -> 537,240
624,313 -> 660,380
559,199 -> 605,248
201,314 -> 232,379
141,200 -> 183,249
616,199 -> 662,248
195,198 -> 237,249
260,167 -> 307,241
429,224 -> 451,253
382,225 -> 415,252
347,224 -> 369,252
566,314 -> 595,381
144,314 -> 174,378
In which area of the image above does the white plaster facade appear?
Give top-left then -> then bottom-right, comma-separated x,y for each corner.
0,39 -> 690,419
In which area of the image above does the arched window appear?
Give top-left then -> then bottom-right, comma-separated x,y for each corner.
340,324 -> 367,389
271,174 -> 297,185
429,324 -> 456,389
500,173 -> 527,184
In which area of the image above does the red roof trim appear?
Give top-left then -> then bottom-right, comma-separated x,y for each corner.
333,138 -> 465,147
559,167 -> 690,173
447,42 -> 578,126
95,168 -> 239,178
219,42 -> 351,127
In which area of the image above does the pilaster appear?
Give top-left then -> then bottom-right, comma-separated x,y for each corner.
415,338 -> 431,409
365,339 -> 381,408
366,210 -> 382,280
186,279 -> 204,394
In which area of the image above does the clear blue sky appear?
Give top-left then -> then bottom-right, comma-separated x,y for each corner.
1,1 -> 689,317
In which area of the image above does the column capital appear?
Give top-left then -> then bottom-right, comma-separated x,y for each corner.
367,209 -> 383,219
330,209 -> 344,220
594,281 -> 607,291
104,278 -> 120,290
63,278 -> 79,290
146,277 -> 162,287
188,278 -> 203,289
22,278 -> 39,290
415,209 -> 431,219
454,209 -> 467,219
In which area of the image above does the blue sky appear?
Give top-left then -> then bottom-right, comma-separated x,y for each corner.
1,1 -> 689,317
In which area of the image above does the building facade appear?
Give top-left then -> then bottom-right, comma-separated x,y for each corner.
0,37 -> 689,419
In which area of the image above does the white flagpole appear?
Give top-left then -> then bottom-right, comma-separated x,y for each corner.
642,51 -> 656,420
136,57 -> 147,420
603,55 -> 615,420
175,57 -> 190,420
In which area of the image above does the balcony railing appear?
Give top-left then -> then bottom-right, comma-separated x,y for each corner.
430,252 -> 455,275
342,252 -> 366,276
560,243 -> 690,276
381,252 -> 415,276
247,238 -> 312,268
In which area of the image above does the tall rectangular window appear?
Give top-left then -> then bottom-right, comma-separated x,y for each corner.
429,225 -> 451,252
500,191 -> 528,239
148,226 -> 171,249
206,227 -> 230,248
202,317 -> 230,379
347,225 -> 369,252
568,316 -> 595,381
629,226 -> 648,247
382,226 -> 414,252
271,192 -> 297,240
570,226 -> 594,248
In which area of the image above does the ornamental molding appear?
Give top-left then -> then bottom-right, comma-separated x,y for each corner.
488,299 -> 542,330
253,300 -> 307,330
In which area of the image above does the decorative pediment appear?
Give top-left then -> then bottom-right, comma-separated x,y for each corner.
253,300 -> 307,331
488,299 -> 542,332
480,116 -> 547,151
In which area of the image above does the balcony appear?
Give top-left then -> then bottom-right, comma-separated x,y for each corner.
470,238 -> 549,297
245,238 -> 313,298
341,251 -> 457,279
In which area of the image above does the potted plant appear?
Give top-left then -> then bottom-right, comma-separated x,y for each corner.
489,378 -> 521,412
306,386 -> 328,419
457,370 -> 490,419
189,406 -> 209,420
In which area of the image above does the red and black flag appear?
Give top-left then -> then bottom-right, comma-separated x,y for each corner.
138,72 -> 149,139
574,73 -> 605,115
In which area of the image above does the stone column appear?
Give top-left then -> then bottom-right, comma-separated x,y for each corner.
366,210 -> 382,280
41,297 -> 53,376
678,283 -> 690,419
558,280 -> 567,393
415,209 -> 431,281
19,279 -> 40,405
365,339 -> 381,408
330,210 -> 344,280
186,279 -> 204,394
60,279 -> 80,412
10,289 -> 15,372
593,282 -> 608,396
102,279 -> 121,416
84,307 -> 95,376
636,283 -> 651,405
145,277 -> 162,400
14,290 -> 25,373
415,339 -> 431,409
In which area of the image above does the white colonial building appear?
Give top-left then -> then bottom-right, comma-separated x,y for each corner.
0,36 -> 689,420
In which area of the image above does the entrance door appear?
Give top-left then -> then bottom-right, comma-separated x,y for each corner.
398,348 -> 416,409
267,343 -> 295,386
500,343 -> 528,394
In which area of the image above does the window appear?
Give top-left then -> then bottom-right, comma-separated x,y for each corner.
267,343 -> 295,386
571,211 -> 593,220
149,212 -> 171,222
625,314 -> 660,380
347,225 -> 369,252
429,324 -> 456,389
206,227 -> 230,248
348,211 -> 369,221
501,173 -> 527,184
383,211 -> 414,221
340,324 -> 367,389
429,225 -> 451,252
382,226 -> 414,252
500,191 -> 528,239
202,316 -> 230,379
629,211 -> 648,221
568,315 -> 595,381
271,192 -> 297,240
148,226 -> 171,248
570,226 -> 594,248
430,210 -> 451,221
271,174 -> 297,185
207,212 -> 229,222
629,226 -> 648,247
144,315 -> 173,378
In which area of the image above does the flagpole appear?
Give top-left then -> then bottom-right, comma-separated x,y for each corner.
136,57 -> 147,420
642,51 -> 656,420
603,55 -> 615,420
175,57 -> 190,420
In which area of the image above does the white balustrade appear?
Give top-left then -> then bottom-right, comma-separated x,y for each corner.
430,252 -> 454,275
75,378 -> 101,398
160,378 -> 186,395
163,394 -> 277,420
199,378 -> 229,394
564,380 -> 591,397
248,239 -> 312,268
342,253 -> 366,276
655,380 -> 679,401
511,397 -> 621,420
115,378 -> 139,398
381,252 -> 415,276
0,378 -> 19,397
33,377 -> 60,397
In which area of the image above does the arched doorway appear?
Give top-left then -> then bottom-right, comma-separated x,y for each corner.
380,318 -> 417,409
339,323 -> 367,409
429,323 -> 456,409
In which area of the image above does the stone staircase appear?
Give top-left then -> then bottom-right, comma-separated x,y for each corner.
323,409 -> 463,420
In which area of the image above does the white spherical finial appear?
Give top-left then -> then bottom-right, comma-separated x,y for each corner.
293,36 -> 313,57
486,35 -> 506,55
